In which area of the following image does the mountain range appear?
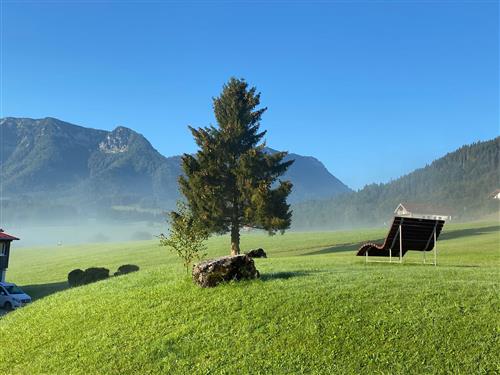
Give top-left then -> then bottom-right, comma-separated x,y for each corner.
1,117 -> 498,228
0,117 -> 350,223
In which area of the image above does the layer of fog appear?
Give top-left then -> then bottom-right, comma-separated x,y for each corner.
5,220 -> 167,248
3,219 -> 364,249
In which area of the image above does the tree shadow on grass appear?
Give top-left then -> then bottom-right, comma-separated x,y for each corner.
439,225 -> 500,241
261,270 -> 320,281
302,239 -> 385,256
20,281 -> 69,300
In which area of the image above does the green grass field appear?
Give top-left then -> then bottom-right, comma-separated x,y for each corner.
0,221 -> 498,374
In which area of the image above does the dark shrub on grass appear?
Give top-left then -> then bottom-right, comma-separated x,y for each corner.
68,269 -> 85,287
114,264 -> 140,276
82,267 -> 110,283
246,248 -> 267,258
68,267 -> 110,286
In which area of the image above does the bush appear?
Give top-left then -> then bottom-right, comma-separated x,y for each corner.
83,267 -> 110,283
246,248 -> 267,258
68,269 -> 85,287
68,267 -> 109,286
114,264 -> 140,276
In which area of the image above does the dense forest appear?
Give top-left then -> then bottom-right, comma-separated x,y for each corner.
292,137 -> 500,230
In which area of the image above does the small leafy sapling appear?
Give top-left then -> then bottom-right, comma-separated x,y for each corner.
159,202 -> 209,273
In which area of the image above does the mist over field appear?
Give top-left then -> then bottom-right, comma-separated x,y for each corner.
6,220 -> 164,248
1,116 -> 498,243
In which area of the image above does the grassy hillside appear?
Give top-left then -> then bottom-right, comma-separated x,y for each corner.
0,221 -> 498,374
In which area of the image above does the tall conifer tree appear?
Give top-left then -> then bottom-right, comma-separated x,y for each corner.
179,78 -> 294,255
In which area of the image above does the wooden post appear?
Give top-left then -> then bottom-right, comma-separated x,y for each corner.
434,228 -> 437,266
399,224 -> 403,263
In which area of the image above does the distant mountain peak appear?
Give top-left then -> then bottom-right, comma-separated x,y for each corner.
112,125 -> 135,133
99,126 -> 136,154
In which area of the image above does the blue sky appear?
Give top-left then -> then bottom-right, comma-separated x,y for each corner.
2,1 -> 498,189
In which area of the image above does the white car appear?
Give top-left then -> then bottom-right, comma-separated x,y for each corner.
0,282 -> 32,310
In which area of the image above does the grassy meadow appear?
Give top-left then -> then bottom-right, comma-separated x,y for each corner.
0,220 -> 498,374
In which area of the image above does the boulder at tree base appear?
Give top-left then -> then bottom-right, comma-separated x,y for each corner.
192,255 -> 260,288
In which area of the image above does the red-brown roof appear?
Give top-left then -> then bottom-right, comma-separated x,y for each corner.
0,230 -> 19,241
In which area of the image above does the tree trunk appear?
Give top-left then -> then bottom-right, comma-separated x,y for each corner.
231,194 -> 240,256
230,224 -> 240,255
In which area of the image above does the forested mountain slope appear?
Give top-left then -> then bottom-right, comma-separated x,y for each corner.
292,137 -> 500,229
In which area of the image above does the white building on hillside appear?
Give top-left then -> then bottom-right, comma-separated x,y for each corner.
394,203 -> 452,221
489,189 -> 500,200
